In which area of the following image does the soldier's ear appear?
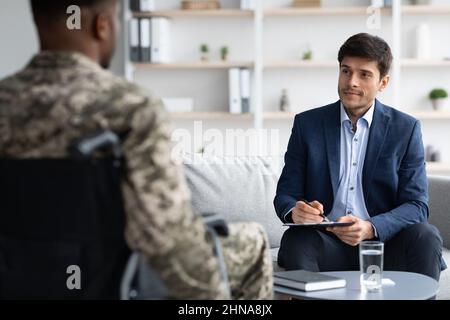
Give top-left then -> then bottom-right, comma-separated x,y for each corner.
93,13 -> 110,41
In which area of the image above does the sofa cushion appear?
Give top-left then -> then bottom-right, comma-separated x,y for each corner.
428,175 -> 450,248
438,248 -> 450,300
183,154 -> 285,248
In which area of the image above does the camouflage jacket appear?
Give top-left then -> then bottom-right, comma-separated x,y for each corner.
0,51 -> 227,299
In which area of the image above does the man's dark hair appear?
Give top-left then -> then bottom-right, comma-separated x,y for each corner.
30,0 -> 110,19
338,33 -> 393,78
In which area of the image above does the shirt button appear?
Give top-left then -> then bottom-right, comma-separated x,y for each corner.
353,162 -> 357,166
354,138 -> 358,142
350,187 -> 354,191
347,211 -> 352,215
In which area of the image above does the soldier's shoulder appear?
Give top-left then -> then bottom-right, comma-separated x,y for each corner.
97,70 -> 165,113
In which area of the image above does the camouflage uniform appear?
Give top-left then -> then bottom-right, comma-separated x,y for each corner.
0,51 -> 273,300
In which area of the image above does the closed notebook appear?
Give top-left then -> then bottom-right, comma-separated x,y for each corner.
274,270 -> 346,291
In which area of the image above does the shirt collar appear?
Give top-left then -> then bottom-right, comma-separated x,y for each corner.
340,101 -> 375,128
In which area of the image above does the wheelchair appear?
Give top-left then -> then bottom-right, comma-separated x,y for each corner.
0,131 -> 230,299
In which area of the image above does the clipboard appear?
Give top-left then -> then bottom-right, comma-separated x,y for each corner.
283,221 -> 355,228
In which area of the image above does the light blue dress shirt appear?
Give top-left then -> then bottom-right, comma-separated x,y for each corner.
283,102 -> 377,232
327,102 -> 374,222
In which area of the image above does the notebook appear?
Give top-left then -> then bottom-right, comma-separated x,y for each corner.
274,270 -> 346,291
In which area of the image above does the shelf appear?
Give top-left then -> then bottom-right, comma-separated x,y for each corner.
133,9 -> 254,18
401,59 -> 450,67
263,112 -> 295,120
409,111 -> 450,120
133,61 -> 253,69
402,5 -> 450,15
426,163 -> 450,174
263,111 -> 450,121
265,59 -> 450,69
265,6 -> 390,16
170,112 -> 254,120
265,60 -> 337,68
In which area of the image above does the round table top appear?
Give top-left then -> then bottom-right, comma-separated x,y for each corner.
274,271 -> 439,300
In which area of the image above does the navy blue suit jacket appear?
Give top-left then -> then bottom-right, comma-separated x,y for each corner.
274,100 -> 429,243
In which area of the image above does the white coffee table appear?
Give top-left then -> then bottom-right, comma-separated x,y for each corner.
274,271 -> 439,300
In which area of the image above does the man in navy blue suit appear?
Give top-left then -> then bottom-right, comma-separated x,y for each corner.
274,33 -> 446,281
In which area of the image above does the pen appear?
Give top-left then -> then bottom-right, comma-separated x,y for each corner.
300,198 -> 330,222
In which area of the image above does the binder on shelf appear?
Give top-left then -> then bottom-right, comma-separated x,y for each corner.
130,0 -> 155,12
240,68 -> 251,113
129,18 -> 140,62
229,68 -> 242,114
151,18 -> 171,63
129,0 -> 140,11
139,18 -> 151,62
241,0 -> 256,10
140,0 -> 155,12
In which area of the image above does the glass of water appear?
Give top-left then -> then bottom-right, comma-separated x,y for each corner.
359,241 -> 384,292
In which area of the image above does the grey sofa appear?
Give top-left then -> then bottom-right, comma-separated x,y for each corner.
183,154 -> 449,300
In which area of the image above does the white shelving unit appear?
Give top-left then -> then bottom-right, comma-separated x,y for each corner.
123,0 -> 450,174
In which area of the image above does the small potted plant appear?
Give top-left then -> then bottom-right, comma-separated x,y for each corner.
220,46 -> 229,61
302,50 -> 312,60
200,44 -> 209,62
429,88 -> 448,110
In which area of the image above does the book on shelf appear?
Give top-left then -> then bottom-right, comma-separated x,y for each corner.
274,270 -> 346,292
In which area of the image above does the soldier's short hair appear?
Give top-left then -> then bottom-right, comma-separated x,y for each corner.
30,0 -> 113,18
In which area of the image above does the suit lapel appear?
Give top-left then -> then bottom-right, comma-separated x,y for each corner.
362,100 -> 391,205
324,101 -> 341,197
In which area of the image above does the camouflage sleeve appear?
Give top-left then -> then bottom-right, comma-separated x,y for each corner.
120,93 -> 227,299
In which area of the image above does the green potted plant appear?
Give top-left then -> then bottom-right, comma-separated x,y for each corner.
200,44 -> 209,62
220,46 -> 229,61
429,88 -> 448,110
302,50 -> 312,60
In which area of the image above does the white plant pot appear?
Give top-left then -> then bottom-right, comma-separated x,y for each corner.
431,98 -> 447,111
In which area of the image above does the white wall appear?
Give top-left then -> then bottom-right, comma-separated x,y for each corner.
0,0 -> 126,79
0,1 -> 38,79
2,0 -> 449,166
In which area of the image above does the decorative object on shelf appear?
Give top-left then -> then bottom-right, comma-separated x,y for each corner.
220,46 -> 229,61
200,44 -> 209,62
429,88 -> 448,111
181,0 -> 220,10
292,0 -> 321,8
426,145 -> 441,162
279,89 -> 291,112
162,97 -> 194,113
415,23 -> 431,60
410,0 -> 431,4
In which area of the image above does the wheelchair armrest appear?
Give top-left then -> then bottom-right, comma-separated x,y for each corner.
201,213 -> 229,237
69,130 -> 122,159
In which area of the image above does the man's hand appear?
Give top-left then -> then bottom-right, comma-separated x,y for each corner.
326,215 -> 374,246
292,200 -> 324,224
